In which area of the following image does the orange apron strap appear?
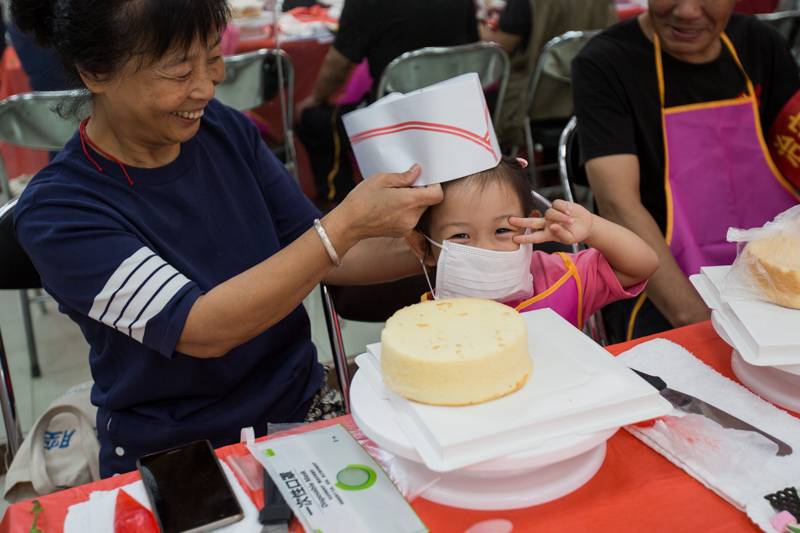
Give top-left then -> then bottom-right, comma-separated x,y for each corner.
626,292 -> 648,342
514,253 -> 583,328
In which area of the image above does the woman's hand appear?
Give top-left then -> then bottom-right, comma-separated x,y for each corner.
328,165 -> 443,246
509,200 -> 594,245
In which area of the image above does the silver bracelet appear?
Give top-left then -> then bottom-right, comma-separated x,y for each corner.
313,218 -> 341,267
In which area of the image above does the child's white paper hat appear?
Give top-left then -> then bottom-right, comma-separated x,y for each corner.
342,73 -> 502,187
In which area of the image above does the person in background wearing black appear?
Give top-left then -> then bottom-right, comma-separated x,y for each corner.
296,0 -> 479,208
572,0 -> 800,343
480,0 -> 616,149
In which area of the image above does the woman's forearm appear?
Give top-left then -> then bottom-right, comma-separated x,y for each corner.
176,167 -> 442,358
323,236 -> 421,286
176,209 -> 359,358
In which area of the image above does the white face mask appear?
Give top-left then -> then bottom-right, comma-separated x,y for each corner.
421,236 -> 534,302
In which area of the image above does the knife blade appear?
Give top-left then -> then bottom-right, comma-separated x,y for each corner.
631,368 -> 793,457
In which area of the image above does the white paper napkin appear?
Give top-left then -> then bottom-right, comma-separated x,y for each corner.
617,339 -> 800,518
63,462 -> 260,533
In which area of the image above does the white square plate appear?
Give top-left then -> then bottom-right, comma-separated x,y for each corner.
357,308 -> 670,472
691,266 -> 800,367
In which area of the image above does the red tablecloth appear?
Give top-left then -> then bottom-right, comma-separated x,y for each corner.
0,321 -> 765,533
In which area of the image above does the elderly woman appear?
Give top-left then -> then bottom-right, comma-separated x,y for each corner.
11,0 -> 442,476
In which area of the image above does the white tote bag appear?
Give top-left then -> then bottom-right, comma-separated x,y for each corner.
4,382 -> 100,503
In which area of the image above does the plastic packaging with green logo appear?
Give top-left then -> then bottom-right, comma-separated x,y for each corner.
247,424 -> 428,533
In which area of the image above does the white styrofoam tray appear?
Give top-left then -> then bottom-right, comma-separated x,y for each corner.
356,308 -> 671,472
351,366 -> 618,475
691,266 -> 800,369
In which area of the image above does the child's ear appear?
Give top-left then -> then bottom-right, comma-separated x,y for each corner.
406,231 -> 436,267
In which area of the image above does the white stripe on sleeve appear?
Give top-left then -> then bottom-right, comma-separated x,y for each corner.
88,247 -> 155,321
89,247 -> 192,343
128,272 -> 192,343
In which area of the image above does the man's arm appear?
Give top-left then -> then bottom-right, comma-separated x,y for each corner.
586,154 -> 710,327
297,48 -> 356,114
480,25 -> 521,54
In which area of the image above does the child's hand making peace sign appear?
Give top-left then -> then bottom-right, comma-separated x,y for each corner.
509,200 -> 595,245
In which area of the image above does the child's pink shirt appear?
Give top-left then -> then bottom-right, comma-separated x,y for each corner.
529,249 -> 646,322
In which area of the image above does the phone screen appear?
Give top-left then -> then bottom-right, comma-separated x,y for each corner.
137,440 -> 243,533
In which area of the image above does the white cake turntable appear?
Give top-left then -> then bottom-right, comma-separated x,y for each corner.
348,309 -> 671,511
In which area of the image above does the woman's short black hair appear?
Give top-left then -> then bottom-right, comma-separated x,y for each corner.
11,0 -> 230,86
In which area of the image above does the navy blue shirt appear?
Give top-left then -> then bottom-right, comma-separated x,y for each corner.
15,100 -> 324,475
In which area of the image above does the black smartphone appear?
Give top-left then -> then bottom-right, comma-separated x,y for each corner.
137,440 -> 244,533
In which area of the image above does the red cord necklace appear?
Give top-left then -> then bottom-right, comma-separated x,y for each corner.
79,118 -> 135,186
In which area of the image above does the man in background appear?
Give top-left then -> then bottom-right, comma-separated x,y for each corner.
297,0 -> 479,207
481,0 -> 618,149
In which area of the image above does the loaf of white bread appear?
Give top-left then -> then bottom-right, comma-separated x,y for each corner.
229,0 -> 263,19
744,234 -> 800,309
380,298 -> 532,406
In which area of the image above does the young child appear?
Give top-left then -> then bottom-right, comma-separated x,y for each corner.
406,157 -> 659,329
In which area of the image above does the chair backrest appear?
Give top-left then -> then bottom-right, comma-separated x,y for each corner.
376,42 -> 511,129
0,90 -> 85,151
526,30 -> 601,119
756,10 -> 800,60
216,48 -> 298,178
0,199 -> 42,290
217,49 -> 292,112
326,276 -> 430,323
558,116 -> 584,205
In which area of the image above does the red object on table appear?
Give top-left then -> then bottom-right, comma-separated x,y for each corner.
0,321 -> 767,533
112,490 -> 158,533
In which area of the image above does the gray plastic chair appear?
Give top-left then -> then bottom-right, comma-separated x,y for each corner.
756,10 -> 800,62
523,30 -> 600,188
558,116 -> 609,346
216,48 -> 299,180
0,197 -> 38,458
0,90 -> 85,379
376,42 -> 510,131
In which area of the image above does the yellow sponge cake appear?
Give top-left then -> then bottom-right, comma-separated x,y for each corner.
380,298 -> 531,406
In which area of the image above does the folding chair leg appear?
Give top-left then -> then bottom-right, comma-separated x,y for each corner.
586,312 -> 609,347
523,120 -> 540,189
0,328 -> 24,460
320,285 -> 351,413
19,290 -> 41,378
36,289 -> 49,315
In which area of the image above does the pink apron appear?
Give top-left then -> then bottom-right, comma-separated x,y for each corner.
657,32 -> 799,277
626,33 -> 800,340
422,253 -> 584,329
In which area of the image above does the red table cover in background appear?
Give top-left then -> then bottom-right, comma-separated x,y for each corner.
0,47 -> 49,184
0,321 -> 765,533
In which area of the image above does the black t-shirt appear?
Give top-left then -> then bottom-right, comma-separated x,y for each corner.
498,0 -> 532,49
334,0 -> 480,82
572,14 -> 800,232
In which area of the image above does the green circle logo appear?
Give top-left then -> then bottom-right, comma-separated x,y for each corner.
335,464 -> 377,491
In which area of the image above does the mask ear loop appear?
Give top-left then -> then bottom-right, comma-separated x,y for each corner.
420,259 -> 437,300
419,233 -> 441,300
